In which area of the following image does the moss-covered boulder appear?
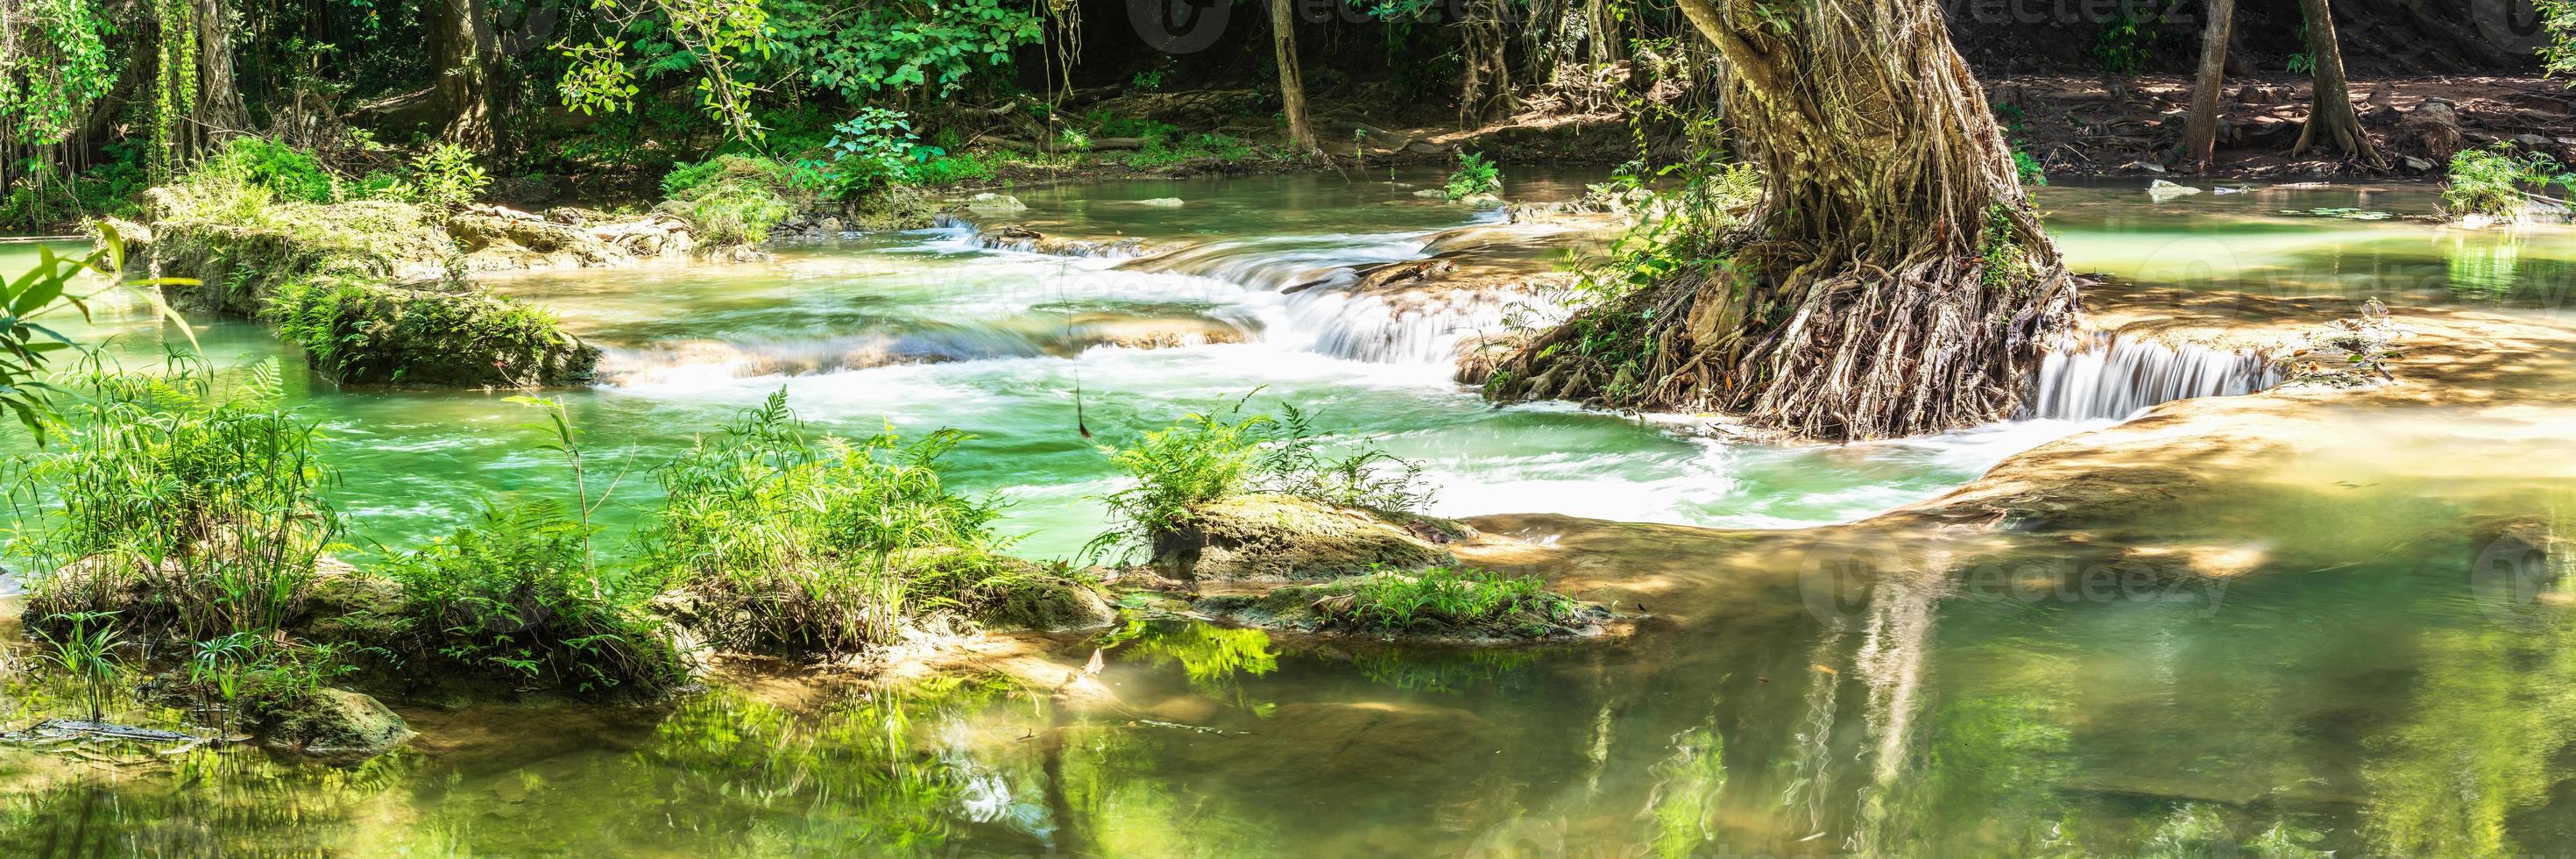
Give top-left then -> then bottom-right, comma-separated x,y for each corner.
245,686 -> 413,763
1152,494 -> 1469,579
117,193 -> 598,387
1200,570 -> 1614,642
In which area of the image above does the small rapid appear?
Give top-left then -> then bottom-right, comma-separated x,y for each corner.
2025,331 -> 2282,421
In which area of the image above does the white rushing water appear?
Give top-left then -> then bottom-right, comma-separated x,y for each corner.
2024,331 -> 2282,422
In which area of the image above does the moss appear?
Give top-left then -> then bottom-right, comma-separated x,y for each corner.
1200,567 -> 1612,642
1153,493 -> 1464,579
266,276 -> 598,386
242,686 -> 413,763
128,194 -> 596,387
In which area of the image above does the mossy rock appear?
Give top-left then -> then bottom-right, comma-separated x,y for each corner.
124,194 -> 596,387
246,686 -> 413,763
1153,494 -> 1468,579
265,278 -> 599,386
1200,571 -> 1613,642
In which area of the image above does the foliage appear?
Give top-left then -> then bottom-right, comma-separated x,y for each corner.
1303,566 -> 1589,636
660,154 -> 796,245
1093,395 -> 1434,553
821,107 -> 950,194
1979,204 -> 2036,290
265,275 -> 587,386
2092,11 -> 2154,77
378,500 -> 678,693
2543,0 -> 2576,82
31,610 -> 127,721
559,0 -> 774,141
400,143 -> 491,210
1,229 -> 190,437
1445,152 -> 1504,200
769,0 -> 1043,102
2442,143 -> 2575,220
642,389 -> 1008,656
13,362 -> 338,646
0,0 -> 117,146
2012,147 -> 2049,187
200,136 -> 336,204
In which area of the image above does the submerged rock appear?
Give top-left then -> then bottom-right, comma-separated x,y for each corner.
1135,197 -> 1186,207
1154,494 -> 1469,579
963,193 -> 1030,215
2147,180 -> 2204,202
248,686 -> 413,763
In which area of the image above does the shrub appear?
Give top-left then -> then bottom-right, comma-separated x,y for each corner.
402,142 -> 490,209
642,390 -> 1009,657
660,154 -> 796,246
1093,396 -> 1434,555
2443,143 -> 2574,220
14,364 -> 339,646
1446,152 -> 1504,200
199,136 -> 336,204
2012,147 -> 2049,187
379,500 -> 680,694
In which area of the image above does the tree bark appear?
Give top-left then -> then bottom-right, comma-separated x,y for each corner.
1270,0 -> 1315,152
1488,0 -> 2079,440
2182,0 -> 2236,173
195,0 -> 251,140
2290,0 -> 2383,167
430,0 -> 495,150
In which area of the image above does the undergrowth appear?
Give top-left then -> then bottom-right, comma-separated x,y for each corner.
1092,395 -> 1434,559
1298,565 -> 1591,637
2444,143 -> 2576,220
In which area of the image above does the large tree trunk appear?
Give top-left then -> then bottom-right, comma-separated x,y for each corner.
2290,0 -> 2383,167
1486,0 -> 2078,440
2182,0 -> 2237,173
1270,0 -> 1315,153
430,0 -> 495,150
195,0 -> 250,139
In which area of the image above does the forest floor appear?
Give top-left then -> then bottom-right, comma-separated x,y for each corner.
1995,73 -> 2576,179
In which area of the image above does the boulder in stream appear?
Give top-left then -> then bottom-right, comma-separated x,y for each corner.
1154,494 -> 1470,579
248,686 -> 414,764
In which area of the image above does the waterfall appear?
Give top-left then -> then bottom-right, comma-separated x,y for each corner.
1274,283 -> 1568,365
2024,331 -> 2280,422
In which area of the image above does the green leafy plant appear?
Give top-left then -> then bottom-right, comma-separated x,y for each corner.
1301,566 -> 1589,636
403,142 -> 490,210
2012,147 -> 2049,187
0,227 -> 192,437
660,154 -> 796,245
379,499 -> 676,693
642,389 -> 1008,656
32,610 -> 127,721
2442,143 -> 2576,220
1092,395 -> 1434,557
1445,151 -> 1504,200
2093,11 -> 2155,77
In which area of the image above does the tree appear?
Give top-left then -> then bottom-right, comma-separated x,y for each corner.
429,0 -> 496,150
2182,0 -> 2237,172
194,0 -> 249,137
1271,0 -> 1316,152
2289,0 -> 2384,167
1487,0 -> 2079,440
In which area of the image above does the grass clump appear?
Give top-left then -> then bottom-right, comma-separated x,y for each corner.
1286,565 -> 1599,639
1093,397 -> 1434,558
14,363 -> 339,643
641,390 -> 1030,657
376,499 -> 680,695
659,154 -> 797,247
2443,143 -> 2575,220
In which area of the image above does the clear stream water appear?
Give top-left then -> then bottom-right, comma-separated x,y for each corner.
1,173 -> 2572,855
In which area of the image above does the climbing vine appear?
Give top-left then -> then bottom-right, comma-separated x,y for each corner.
152,0 -> 198,180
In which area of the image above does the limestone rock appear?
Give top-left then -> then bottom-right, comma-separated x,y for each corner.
251,687 -> 413,763
2147,180 -> 2203,202
1156,493 -> 1469,579
964,193 -> 1029,215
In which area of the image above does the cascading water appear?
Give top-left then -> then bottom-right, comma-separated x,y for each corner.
2024,331 -> 2282,422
